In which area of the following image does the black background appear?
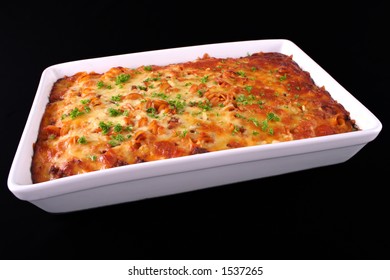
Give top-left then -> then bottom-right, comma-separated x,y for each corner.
1,2 -> 388,260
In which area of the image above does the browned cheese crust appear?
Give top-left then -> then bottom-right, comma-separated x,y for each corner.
31,52 -> 358,183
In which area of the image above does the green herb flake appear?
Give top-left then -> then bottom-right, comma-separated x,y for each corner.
236,94 -> 256,105
152,92 -> 168,100
200,75 -> 209,83
108,140 -> 120,147
261,120 -> 268,132
235,113 -> 246,119
114,123 -> 123,133
146,107 -> 159,118
80,99 -> 90,104
197,90 -> 205,97
232,125 -> 241,135
178,129 -> 188,138
111,95 -> 122,102
99,121 -> 112,134
248,117 -> 260,127
88,154 -> 97,161
267,112 -> 281,122
77,136 -> 87,144
168,98 -> 186,114
112,134 -> 125,142
97,81 -> 104,89
245,86 -> 253,93
69,108 -> 84,119
236,71 -> 246,77
279,74 -> 287,81
108,108 -> 123,117
197,100 -> 212,111
115,73 -> 131,85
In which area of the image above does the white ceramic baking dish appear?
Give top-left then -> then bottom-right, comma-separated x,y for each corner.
8,39 -> 382,213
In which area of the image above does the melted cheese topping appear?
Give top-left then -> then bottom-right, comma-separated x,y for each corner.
31,52 -> 358,183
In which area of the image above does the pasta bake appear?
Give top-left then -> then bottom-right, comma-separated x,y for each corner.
31,52 -> 358,183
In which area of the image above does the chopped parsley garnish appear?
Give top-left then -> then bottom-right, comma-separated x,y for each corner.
97,81 -> 112,89
234,112 -> 276,135
197,100 -> 212,111
200,75 -> 209,83
97,81 -> 104,89
115,73 -> 130,85
69,108 -> 84,119
108,108 -> 123,117
108,134 -> 125,147
236,71 -> 246,77
77,136 -> 87,144
168,96 -> 186,114
144,65 -> 153,71
248,117 -> 260,127
235,113 -> 246,119
245,86 -> 253,93
111,95 -> 122,102
108,140 -> 120,147
112,134 -> 125,142
232,125 -> 241,135
146,107 -> 159,118
267,112 -> 281,121
236,94 -> 256,105
88,154 -> 97,161
279,74 -> 287,81
144,76 -> 160,82
177,130 -> 188,138
152,92 -> 168,100
261,120 -> 269,132
99,121 -> 112,134
114,123 -> 123,133
80,99 -> 90,104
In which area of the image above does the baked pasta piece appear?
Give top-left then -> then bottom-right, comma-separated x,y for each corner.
31,52 -> 358,183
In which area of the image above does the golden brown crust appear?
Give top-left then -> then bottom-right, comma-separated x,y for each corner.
31,52 -> 358,183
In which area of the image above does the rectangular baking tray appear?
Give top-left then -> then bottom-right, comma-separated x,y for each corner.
7,39 -> 382,213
